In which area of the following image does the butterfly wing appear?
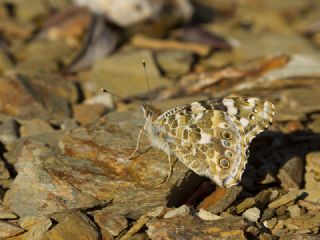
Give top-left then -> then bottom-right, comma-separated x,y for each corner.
156,109 -> 247,187
158,97 -> 275,143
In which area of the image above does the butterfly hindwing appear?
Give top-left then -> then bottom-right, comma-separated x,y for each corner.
156,109 -> 247,187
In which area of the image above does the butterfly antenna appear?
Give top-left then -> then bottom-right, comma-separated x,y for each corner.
142,60 -> 152,106
100,88 -> 125,101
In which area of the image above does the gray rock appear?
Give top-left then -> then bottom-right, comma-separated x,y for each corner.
0,220 -> 24,238
91,49 -> 170,98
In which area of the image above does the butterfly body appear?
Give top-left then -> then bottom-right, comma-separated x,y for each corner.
141,97 -> 275,188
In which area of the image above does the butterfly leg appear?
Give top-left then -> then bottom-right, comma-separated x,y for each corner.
165,152 -> 173,182
128,128 -> 145,159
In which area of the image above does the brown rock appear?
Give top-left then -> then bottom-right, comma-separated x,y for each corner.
197,209 -> 222,221
306,152 -> 320,174
21,216 -> 52,240
298,199 -> 320,211
0,220 -> 24,238
277,157 -> 304,189
44,211 -> 99,240
4,111 -> 201,218
19,119 -> 54,137
163,205 -> 190,219
73,103 -> 107,125
284,214 -> 320,232
0,75 -> 71,124
0,204 -> 17,220
93,212 -> 127,236
120,214 -> 149,240
235,197 -> 255,214
268,189 -> 303,209
198,185 -> 242,214
287,204 -> 301,218
146,215 -> 247,240
0,115 -> 19,150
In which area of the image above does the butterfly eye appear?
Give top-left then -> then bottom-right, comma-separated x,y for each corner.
219,158 -> 230,169
222,131 -> 232,139
252,107 -> 258,113
249,114 -> 256,120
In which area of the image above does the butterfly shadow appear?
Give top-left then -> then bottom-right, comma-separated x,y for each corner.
241,130 -> 320,191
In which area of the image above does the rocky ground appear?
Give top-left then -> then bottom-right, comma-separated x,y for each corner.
0,0 -> 320,239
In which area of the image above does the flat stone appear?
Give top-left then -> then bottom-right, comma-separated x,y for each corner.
197,208 -> 222,221
235,197 -> 256,214
298,200 -> 320,211
44,211 -> 99,240
306,152 -> 320,174
263,217 -> 278,229
260,208 -> 275,223
0,115 -> 19,150
0,220 -> 24,238
277,157 -> 304,189
156,50 -> 193,78
14,39 -> 74,75
273,84 -> 320,121
3,140 -> 102,217
163,205 -> 190,219
287,204 -> 301,218
0,75 -> 71,124
93,212 -> 127,236
147,215 -> 247,240
255,190 -> 271,210
284,214 -> 320,232
0,204 -> 18,220
242,207 -> 260,222
268,189 -> 303,209
0,159 -> 11,182
305,171 -> 320,202
21,216 -> 52,240
4,111 -> 201,218
198,185 -> 242,214
19,119 -> 54,137
308,116 -> 320,132
91,49 -> 169,98
73,103 -> 107,125
120,214 -> 149,240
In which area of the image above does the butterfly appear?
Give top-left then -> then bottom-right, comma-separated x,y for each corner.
130,97 -> 275,188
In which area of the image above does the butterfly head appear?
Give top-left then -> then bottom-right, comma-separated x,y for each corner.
141,104 -> 152,118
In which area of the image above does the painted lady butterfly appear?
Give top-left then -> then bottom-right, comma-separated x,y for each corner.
132,97 -> 275,188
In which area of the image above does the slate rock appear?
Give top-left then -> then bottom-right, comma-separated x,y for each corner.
44,211 -> 99,240
198,185 -> 242,214
91,49 -> 169,98
0,75 -> 71,124
146,215 -> 247,240
277,157 -> 304,189
0,220 -> 24,238
4,111 -> 201,218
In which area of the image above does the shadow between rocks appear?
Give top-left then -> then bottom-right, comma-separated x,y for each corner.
167,130 -> 320,209
241,130 -> 320,191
